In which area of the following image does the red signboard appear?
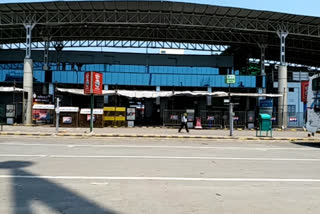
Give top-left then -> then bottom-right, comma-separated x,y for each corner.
84,72 -> 91,94
84,72 -> 103,95
301,81 -> 309,103
92,72 -> 103,94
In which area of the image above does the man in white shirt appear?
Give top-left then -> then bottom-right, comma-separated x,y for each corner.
178,113 -> 189,133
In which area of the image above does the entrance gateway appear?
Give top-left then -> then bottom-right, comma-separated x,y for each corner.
0,1 -> 319,128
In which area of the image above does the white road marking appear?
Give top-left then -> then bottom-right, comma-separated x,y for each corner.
0,142 -> 317,151
0,154 -> 47,157
0,154 -> 320,162
90,182 -> 109,185
0,175 -> 320,182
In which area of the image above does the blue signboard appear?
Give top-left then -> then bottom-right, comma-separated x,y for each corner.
259,99 -> 273,108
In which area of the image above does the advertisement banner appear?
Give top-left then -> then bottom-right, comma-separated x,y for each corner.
62,117 -> 72,124
84,72 -> 91,94
301,81 -> 309,103
127,108 -> 136,121
87,115 -> 96,122
32,110 -> 49,122
6,105 -> 15,117
84,72 -> 103,95
92,72 -> 103,95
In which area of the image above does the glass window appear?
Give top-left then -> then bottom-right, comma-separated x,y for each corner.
287,105 -> 296,113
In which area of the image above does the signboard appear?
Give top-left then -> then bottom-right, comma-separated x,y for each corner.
127,108 -> 136,121
80,108 -> 103,115
33,94 -> 53,104
84,72 -> 103,95
301,81 -> 309,103
84,72 -> 91,94
62,117 -> 72,124
6,105 -> 15,117
170,115 -> 178,120
32,110 -> 51,122
207,116 -> 214,121
33,104 -> 55,110
259,99 -> 273,115
259,99 -> 273,108
233,116 -> 239,121
289,117 -> 297,122
59,107 -> 79,112
87,115 -> 96,122
225,75 -> 236,84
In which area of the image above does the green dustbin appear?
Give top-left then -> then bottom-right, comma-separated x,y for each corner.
256,114 -> 272,137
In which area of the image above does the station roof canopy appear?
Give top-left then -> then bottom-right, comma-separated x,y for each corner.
0,0 -> 320,66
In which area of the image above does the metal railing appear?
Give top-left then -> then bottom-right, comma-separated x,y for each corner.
163,110 -> 186,127
271,112 -> 306,128
163,109 -> 307,129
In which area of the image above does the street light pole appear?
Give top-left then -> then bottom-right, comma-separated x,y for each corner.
55,97 -> 60,133
229,83 -> 233,136
90,94 -> 94,133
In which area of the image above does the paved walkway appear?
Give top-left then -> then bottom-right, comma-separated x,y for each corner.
0,125 -> 316,141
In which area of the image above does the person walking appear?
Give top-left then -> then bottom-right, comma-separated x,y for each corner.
179,113 -> 189,133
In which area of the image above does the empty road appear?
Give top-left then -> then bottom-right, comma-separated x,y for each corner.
0,136 -> 320,214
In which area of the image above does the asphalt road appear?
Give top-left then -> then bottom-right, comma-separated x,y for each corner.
0,136 -> 320,214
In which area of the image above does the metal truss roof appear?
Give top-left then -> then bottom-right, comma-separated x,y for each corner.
1,40 -> 228,52
0,1 -> 320,65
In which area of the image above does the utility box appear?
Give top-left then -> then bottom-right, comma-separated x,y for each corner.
256,114 -> 272,137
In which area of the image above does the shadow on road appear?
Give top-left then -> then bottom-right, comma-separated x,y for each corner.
0,161 -> 119,214
292,142 -> 320,148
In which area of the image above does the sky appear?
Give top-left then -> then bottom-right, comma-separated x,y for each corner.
0,0 -> 319,17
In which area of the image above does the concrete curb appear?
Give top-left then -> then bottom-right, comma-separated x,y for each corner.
0,131 -> 317,141
9,124 -> 305,132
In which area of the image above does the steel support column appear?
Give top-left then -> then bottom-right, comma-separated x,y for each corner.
24,23 -> 35,59
54,41 -> 64,71
258,44 -> 267,101
277,30 -> 289,129
43,37 -> 50,71
23,23 -> 35,125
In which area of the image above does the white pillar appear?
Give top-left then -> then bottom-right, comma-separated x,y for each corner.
156,86 -> 160,105
278,65 -> 288,129
23,58 -> 33,125
277,30 -> 288,129
207,87 -> 212,106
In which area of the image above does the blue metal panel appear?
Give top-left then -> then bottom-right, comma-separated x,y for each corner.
34,70 -> 44,82
0,66 -> 256,89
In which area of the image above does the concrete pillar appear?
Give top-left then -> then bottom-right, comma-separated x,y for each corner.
23,58 -> 33,125
207,87 -> 212,106
156,86 -> 160,105
278,66 -> 288,129
104,85 -> 109,104
277,30 -> 288,129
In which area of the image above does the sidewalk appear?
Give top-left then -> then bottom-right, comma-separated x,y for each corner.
0,125 -> 317,141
